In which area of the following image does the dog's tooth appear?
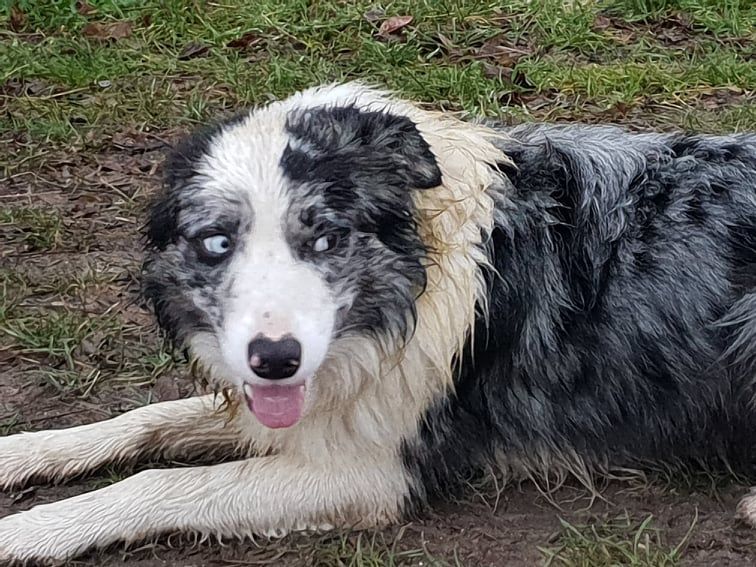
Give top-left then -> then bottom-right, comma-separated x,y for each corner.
243,383 -> 254,399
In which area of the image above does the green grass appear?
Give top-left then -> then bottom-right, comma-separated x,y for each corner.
0,265 -> 177,395
541,513 -> 697,567
0,302 -> 177,395
308,531 -> 448,567
0,207 -> 62,251
605,0 -> 754,36
1,0 -> 753,149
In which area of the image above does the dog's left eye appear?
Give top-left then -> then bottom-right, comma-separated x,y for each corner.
311,234 -> 339,253
198,234 -> 233,260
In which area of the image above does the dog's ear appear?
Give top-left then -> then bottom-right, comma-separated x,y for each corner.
283,106 -> 442,189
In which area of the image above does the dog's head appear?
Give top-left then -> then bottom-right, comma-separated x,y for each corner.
142,84 -> 442,429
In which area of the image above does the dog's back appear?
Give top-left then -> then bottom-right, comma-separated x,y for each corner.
405,123 -> 756,500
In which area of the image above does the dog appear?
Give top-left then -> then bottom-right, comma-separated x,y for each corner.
1,82 -> 755,564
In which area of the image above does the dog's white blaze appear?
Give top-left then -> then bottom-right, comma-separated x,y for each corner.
216,206 -> 335,391
192,111 -> 337,400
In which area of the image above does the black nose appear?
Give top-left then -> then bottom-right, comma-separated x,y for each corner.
248,335 -> 301,380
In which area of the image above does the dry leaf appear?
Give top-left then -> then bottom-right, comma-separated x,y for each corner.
9,5 -> 27,32
178,41 -> 210,60
227,32 -> 263,50
477,35 -> 530,68
82,21 -> 133,41
378,15 -> 413,37
483,63 -> 513,81
76,0 -> 95,15
110,130 -> 165,153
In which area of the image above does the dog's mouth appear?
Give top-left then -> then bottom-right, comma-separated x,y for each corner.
242,382 -> 306,429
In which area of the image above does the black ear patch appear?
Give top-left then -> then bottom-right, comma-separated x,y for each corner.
281,105 -> 442,190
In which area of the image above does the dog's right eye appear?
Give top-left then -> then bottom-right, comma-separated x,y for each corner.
195,233 -> 233,262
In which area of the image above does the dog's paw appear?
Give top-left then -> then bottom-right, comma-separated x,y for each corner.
0,429 -> 92,491
0,511 -> 74,566
0,433 -> 38,491
736,487 -> 756,527
0,432 -> 56,491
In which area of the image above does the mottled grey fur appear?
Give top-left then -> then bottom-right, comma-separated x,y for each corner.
404,122 -> 756,504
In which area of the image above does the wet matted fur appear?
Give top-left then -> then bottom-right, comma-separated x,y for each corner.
1,83 -> 755,564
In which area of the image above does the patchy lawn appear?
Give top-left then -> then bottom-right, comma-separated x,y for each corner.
1,0 -> 755,565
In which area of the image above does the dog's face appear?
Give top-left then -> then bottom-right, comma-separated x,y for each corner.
143,98 -> 441,429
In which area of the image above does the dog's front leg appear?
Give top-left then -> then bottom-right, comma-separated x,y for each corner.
737,489 -> 756,527
0,454 -> 408,564
0,395 -> 251,490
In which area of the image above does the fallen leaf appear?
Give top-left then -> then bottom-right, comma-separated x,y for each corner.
479,45 -> 515,66
476,35 -> 530,67
75,0 -> 95,15
82,21 -> 133,41
378,15 -> 413,37
177,41 -> 210,60
227,32 -> 263,50
483,63 -> 513,81
110,131 -> 166,153
9,5 -> 27,32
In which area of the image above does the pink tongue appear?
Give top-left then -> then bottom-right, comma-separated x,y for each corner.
248,384 -> 304,429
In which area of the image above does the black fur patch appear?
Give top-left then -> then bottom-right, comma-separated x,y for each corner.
281,105 -> 441,190
147,112 -> 249,251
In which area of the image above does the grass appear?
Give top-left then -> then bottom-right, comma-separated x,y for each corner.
0,263 -> 177,396
0,0 -> 753,151
0,207 -> 62,251
0,304 -> 177,395
308,531 -> 448,567
541,513 -> 697,567
0,1 -> 754,565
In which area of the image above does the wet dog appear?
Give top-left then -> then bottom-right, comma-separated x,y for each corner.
1,83 -> 755,563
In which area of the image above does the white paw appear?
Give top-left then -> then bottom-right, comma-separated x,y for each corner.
736,487 -> 756,527
0,432 -> 46,490
0,429 -> 94,491
0,503 -> 106,565
0,511 -> 71,565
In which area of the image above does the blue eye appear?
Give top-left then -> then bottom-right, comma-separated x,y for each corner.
197,233 -> 233,261
312,234 -> 336,253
